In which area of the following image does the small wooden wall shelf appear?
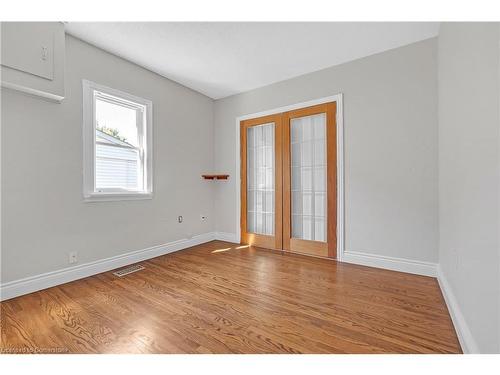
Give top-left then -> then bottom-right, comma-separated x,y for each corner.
202,174 -> 230,180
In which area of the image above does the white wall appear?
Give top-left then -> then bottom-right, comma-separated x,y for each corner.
213,38 -> 438,263
1,35 -> 215,283
438,22 -> 500,353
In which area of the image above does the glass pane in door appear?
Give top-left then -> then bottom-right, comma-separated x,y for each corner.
247,123 -> 275,235
291,113 -> 327,242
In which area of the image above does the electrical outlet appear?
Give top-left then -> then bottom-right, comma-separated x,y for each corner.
178,215 -> 183,223
69,251 -> 78,264
200,214 -> 207,221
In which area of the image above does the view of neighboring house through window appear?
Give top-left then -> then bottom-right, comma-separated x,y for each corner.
95,98 -> 141,191
83,80 -> 153,201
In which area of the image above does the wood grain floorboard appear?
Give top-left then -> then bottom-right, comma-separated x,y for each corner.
0,240 -> 461,353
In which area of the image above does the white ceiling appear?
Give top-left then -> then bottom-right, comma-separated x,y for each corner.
65,22 -> 439,99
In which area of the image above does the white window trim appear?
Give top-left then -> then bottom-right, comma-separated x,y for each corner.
82,80 -> 153,202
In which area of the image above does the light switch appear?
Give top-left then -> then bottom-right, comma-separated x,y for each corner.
41,46 -> 48,61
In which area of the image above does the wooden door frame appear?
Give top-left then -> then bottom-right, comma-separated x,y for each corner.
235,94 -> 345,261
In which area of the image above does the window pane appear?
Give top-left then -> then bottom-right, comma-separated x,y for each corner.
247,123 -> 275,235
95,97 -> 141,191
96,98 -> 139,146
95,145 -> 139,190
291,113 -> 327,242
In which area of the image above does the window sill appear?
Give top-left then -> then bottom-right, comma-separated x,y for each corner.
83,192 -> 153,203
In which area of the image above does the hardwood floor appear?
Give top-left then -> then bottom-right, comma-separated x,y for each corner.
0,241 -> 461,353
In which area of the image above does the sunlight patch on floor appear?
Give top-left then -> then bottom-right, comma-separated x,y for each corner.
211,247 -> 232,253
211,244 -> 250,253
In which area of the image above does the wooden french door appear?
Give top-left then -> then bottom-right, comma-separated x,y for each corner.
283,103 -> 337,258
240,102 -> 337,259
240,114 -> 283,250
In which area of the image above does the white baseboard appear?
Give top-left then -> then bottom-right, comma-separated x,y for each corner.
342,250 -> 437,277
214,232 -> 240,243
437,265 -> 480,354
0,232 -> 217,302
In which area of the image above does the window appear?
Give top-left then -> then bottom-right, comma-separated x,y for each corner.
83,80 -> 153,201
